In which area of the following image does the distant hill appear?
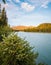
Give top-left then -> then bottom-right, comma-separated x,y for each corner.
12,23 -> 51,32
38,23 -> 51,28
12,25 -> 34,31
37,23 -> 51,32
12,26 -> 34,31
12,26 -> 28,31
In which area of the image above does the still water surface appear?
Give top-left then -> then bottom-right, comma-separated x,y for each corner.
17,32 -> 51,65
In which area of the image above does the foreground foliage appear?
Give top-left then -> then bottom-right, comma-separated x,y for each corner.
0,34 -> 38,65
0,26 -> 13,41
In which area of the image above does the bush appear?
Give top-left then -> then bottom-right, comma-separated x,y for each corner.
0,33 -> 38,65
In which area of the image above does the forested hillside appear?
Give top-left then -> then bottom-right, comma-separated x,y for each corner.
24,23 -> 51,32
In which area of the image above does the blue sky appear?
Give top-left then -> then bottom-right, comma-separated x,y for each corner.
0,0 -> 51,26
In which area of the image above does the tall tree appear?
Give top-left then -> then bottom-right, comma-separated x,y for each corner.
0,4 -> 1,14
0,7 -> 8,26
0,4 -> 1,23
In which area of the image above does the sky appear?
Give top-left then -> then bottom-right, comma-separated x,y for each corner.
0,0 -> 51,26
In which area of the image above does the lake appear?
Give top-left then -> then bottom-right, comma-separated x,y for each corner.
17,32 -> 51,65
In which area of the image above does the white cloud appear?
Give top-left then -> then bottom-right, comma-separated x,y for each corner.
1,3 -> 19,11
27,0 -> 51,8
15,0 -> 20,3
1,3 -> 8,9
21,2 -> 35,12
41,4 -> 48,8
41,0 -> 50,8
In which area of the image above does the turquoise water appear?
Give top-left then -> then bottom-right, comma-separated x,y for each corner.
17,32 -> 51,65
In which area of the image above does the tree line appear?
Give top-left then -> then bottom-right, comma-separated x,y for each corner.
24,23 -> 51,33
